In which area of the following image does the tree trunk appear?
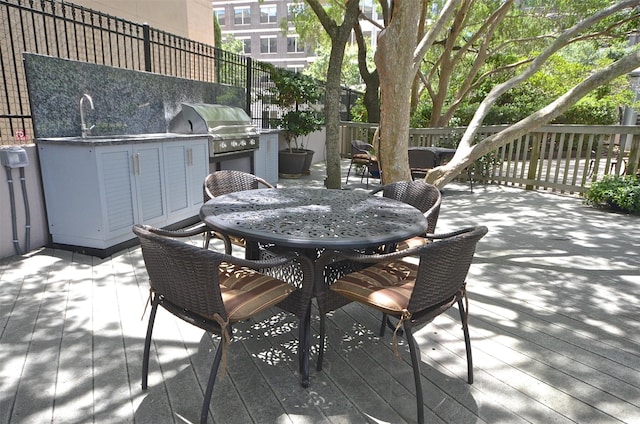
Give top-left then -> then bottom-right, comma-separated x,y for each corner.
306,0 -> 360,189
354,22 -> 380,123
324,42 -> 348,189
375,0 -> 422,183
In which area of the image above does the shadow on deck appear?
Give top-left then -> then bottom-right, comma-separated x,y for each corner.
1,161 -> 639,423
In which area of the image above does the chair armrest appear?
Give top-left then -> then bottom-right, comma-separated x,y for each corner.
317,227 -> 479,266
256,176 -> 275,189
219,250 -> 300,271
369,186 -> 384,196
354,143 -> 375,157
141,223 -> 233,254
144,223 -> 211,238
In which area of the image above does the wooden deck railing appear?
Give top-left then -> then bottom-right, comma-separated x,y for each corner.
339,122 -> 640,195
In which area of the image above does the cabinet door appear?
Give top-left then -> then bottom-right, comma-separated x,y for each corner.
99,147 -> 136,234
133,143 -> 166,225
188,139 -> 209,208
164,138 -> 209,220
164,143 -> 190,214
255,132 -> 279,186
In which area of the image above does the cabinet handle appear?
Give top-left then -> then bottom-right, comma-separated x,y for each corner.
187,148 -> 193,166
136,153 -> 142,175
132,153 -> 141,175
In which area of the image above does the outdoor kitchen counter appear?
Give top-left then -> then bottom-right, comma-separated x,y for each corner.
36,132 -> 205,145
37,133 -> 209,257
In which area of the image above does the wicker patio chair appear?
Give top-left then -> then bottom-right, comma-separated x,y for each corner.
369,180 -> 442,335
345,139 -> 378,188
370,180 -> 442,245
408,148 -> 438,181
315,226 -> 488,424
133,223 -> 312,424
202,170 -> 274,250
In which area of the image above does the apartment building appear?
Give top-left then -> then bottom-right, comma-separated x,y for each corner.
212,0 -> 383,72
212,0 -> 310,71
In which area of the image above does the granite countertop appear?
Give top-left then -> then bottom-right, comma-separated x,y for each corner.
36,133 -> 208,145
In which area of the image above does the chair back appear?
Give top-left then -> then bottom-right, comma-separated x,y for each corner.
351,139 -> 374,157
372,180 -> 442,233
133,224 -> 227,320
204,170 -> 273,201
408,226 -> 487,314
408,148 -> 438,175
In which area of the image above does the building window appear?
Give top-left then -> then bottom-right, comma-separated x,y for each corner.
260,5 -> 277,24
213,8 -> 225,26
260,36 -> 277,54
239,37 -> 251,54
287,65 -> 305,73
287,36 -> 304,53
234,6 -> 251,25
361,0 -> 374,19
287,2 -> 302,22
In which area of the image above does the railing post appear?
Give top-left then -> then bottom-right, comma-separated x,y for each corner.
245,57 -> 252,116
628,134 -> 640,176
526,134 -> 541,190
143,24 -> 152,72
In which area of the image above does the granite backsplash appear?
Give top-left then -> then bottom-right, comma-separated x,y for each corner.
23,53 -> 246,138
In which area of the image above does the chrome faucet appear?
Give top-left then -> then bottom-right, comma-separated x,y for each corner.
80,93 -> 95,138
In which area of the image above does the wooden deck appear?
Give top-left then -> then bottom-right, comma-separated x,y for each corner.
2,165 -> 639,423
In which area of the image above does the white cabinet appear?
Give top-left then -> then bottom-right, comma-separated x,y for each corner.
163,139 -> 208,221
255,131 -> 279,186
38,135 -> 208,256
97,142 -> 166,238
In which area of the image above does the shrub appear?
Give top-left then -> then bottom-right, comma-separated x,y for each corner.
584,175 -> 640,214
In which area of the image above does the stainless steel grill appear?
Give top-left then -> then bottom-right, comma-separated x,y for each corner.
169,103 -> 259,156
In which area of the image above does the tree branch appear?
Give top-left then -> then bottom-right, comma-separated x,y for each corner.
412,0 -> 464,74
430,47 -> 640,187
458,0 -> 640,150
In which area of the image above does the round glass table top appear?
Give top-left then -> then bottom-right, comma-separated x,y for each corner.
200,188 -> 428,249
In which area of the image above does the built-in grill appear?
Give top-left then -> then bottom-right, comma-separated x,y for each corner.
169,102 -> 260,173
170,103 -> 260,155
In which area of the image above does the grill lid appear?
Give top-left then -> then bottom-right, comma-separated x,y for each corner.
169,103 -> 258,138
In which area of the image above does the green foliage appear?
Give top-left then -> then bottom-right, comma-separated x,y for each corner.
221,35 -> 244,55
269,67 -> 322,108
552,96 -> 620,125
584,175 -> 640,214
277,110 -> 323,139
350,96 -> 368,123
413,50 -> 631,127
267,67 -> 324,147
413,0 -> 636,127
213,15 -> 222,49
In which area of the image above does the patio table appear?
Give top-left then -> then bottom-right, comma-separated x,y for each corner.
409,146 -> 456,166
200,187 -> 428,387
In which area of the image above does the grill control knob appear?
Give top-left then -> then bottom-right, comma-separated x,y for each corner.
220,141 -> 227,149
240,139 -> 247,146
231,140 -> 239,147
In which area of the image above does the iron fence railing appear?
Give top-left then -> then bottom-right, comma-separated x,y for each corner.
340,122 -> 640,195
0,0 -> 361,146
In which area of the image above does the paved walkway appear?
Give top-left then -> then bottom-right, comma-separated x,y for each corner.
1,162 -> 639,423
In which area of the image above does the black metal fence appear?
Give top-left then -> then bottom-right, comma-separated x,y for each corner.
0,0 -> 361,146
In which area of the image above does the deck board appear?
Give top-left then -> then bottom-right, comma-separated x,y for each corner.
1,170 -> 639,423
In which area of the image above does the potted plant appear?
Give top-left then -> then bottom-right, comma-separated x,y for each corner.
268,67 -> 324,177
